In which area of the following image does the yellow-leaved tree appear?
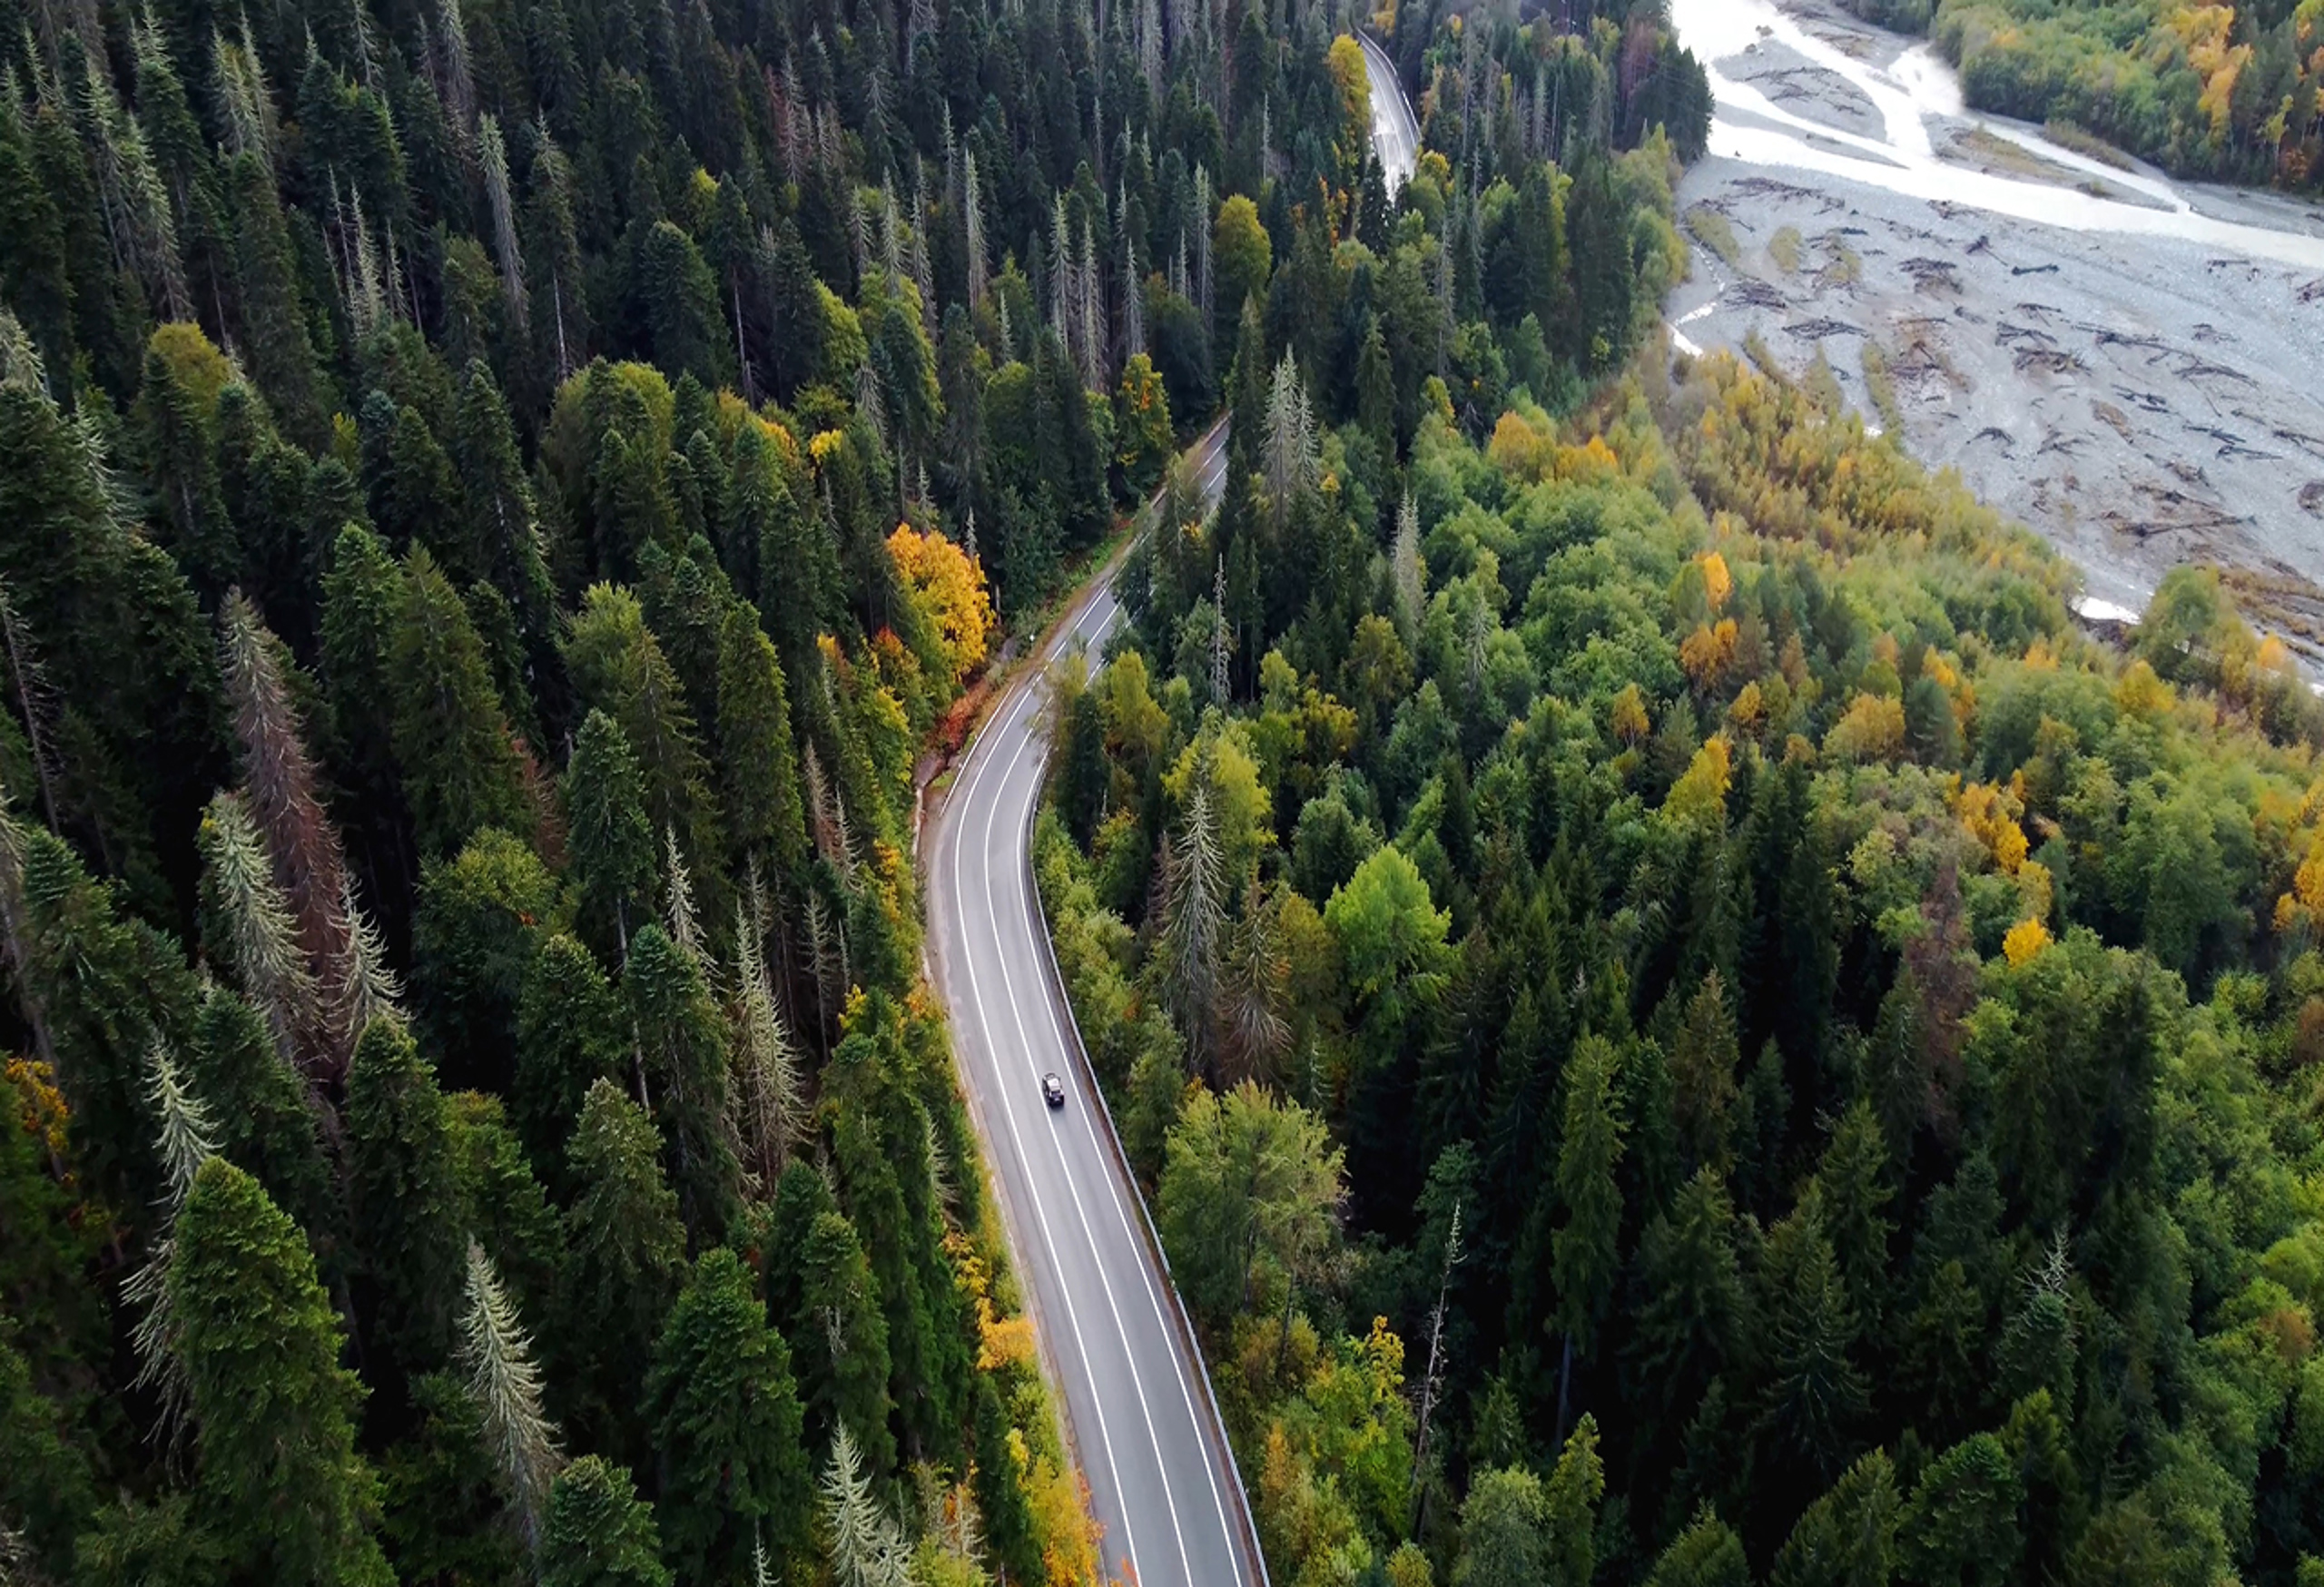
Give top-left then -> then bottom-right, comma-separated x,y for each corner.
888,525 -> 996,688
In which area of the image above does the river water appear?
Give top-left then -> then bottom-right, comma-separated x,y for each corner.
1662,0 -> 2324,639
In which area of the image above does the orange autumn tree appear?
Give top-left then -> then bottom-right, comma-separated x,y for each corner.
888,524 -> 997,688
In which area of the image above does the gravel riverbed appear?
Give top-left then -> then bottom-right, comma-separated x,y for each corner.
1668,0 -> 2324,650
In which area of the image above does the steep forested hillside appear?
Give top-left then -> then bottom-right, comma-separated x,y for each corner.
1041,333 -> 2324,1580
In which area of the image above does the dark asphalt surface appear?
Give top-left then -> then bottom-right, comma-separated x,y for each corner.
924,430 -> 1239,1587
921,50 -> 1421,1587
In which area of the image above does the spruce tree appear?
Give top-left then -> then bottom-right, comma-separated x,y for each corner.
539,1457 -> 671,1587
0,104 -> 78,393
513,932 -> 629,1188
819,1423 -> 913,1587
564,585 -> 718,864
345,1017 -> 470,1375
1756,1188 -> 1867,1487
389,547 -> 528,857
136,340 -> 235,596
188,985 -> 338,1255
1642,1509 -> 1751,1587
1541,1414 -> 1603,1587
646,1247 -> 814,1583
715,601 -> 809,882
458,1239 -> 564,1550
971,1375 -> 1041,1582
404,820 -> 556,1077
219,591 -> 357,1068
728,901 -> 806,1194
561,1079 -> 687,1444
198,788 -> 321,1079
448,1090 -> 563,1316
449,360 -> 554,637
638,220 -> 731,391
564,708 -> 657,956
223,152 -> 329,447
374,404 -> 467,570
625,922 -> 739,1242
0,1314 -> 97,1579
1552,1034 -> 1626,1374
319,524 -> 409,851
169,1158 -> 392,1587
796,1209 -> 897,1476
1771,1449 -> 1901,1587
1669,971 -> 1740,1178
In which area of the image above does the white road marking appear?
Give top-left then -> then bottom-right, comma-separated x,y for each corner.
981,701 -> 1197,1587
936,425 -> 1253,1587
1044,431 -> 1250,1587
946,689 -> 1145,1585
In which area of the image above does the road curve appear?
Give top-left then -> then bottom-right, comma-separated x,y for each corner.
921,57 -> 1423,1585
923,427 -> 1243,1587
1360,31 -> 1420,196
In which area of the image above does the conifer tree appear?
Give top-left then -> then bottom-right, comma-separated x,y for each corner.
219,591 -> 357,1068
223,152 -> 328,447
640,221 -> 730,391
797,1208 -> 897,1476
565,585 -> 717,860
1771,1448 -> 1901,1587
1669,971 -> 1739,1177
1260,350 -> 1317,527
626,922 -> 740,1242
333,873 -> 405,1050
820,1423 -> 913,1587
198,788 -> 323,1079
646,1247 -> 814,1582
345,1016 -> 469,1375
565,708 -> 656,957
561,1079 -> 687,1438
122,1032 -> 219,1444
409,828 -> 560,1089
0,107 -> 79,392
186,985 -> 338,1257
136,339 -> 234,596
715,601 -> 809,882
477,115 -> 527,322
371,402 -> 466,566
449,360 -> 553,636
458,1238 -> 563,1551
389,547 -> 527,856
514,932 -> 629,1185
1757,1188 -> 1867,1485
1157,779 -> 1226,1069
0,1314 -> 98,1581
169,1158 -> 392,1587
539,1457 -> 671,1587
319,524 -> 408,841
728,901 -> 805,1192
1552,1033 -> 1625,1397
1541,1414 -> 1604,1587
1642,1509 -> 1751,1587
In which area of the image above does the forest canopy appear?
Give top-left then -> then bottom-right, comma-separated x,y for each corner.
1039,332 -> 2324,1586
1840,0 -> 2324,187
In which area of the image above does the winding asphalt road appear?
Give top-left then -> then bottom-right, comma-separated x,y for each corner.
922,52 -> 1423,1587
924,427 -> 1239,1587
1361,32 -> 1420,196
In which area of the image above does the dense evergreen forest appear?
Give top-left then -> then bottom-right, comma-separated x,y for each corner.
1837,0 -> 2324,187
0,0 -> 1720,1574
1035,73 -> 2324,1587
